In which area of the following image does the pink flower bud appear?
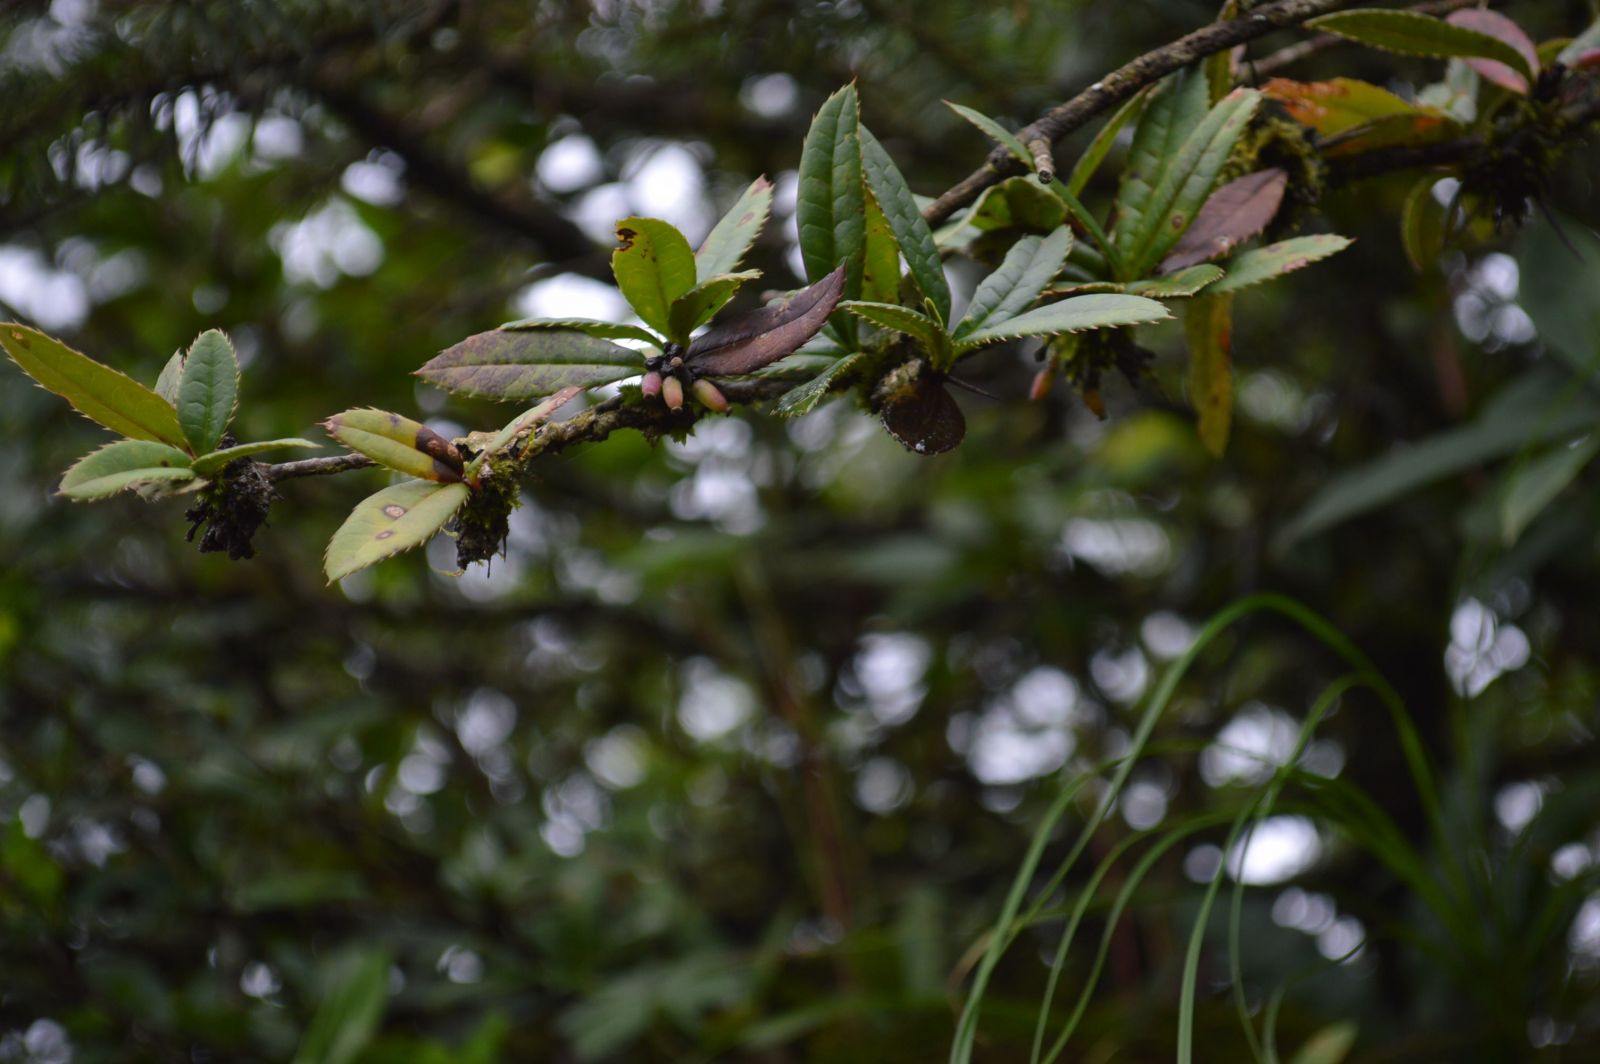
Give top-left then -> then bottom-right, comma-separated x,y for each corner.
692,378 -> 729,413
641,370 -> 663,398
661,374 -> 684,411
1029,365 -> 1055,401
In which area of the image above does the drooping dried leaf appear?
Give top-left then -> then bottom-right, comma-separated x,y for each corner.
684,263 -> 847,376
1445,9 -> 1538,93
418,328 -> 641,401
324,479 -> 471,584
880,374 -> 965,456
1159,169 -> 1287,272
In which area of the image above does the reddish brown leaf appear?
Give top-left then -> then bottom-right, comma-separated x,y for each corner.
685,264 -> 846,376
1158,169 -> 1287,273
880,374 -> 965,455
1445,9 -> 1538,93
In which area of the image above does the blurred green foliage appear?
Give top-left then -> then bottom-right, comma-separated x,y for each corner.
3,1 -> 1600,1061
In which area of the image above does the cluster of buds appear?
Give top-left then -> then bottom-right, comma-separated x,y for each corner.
640,343 -> 729,413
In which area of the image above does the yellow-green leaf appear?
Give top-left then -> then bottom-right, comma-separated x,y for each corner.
860,188 -> 900,305
1185,292 -> 1234,457
324,479 -> 470,583
2,323 -> 187,447
1212,235 -> 1353,294
59,439 -> 196,500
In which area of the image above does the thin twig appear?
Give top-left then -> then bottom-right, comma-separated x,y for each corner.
921,0 -> 1366,227
265,453 -> 375,480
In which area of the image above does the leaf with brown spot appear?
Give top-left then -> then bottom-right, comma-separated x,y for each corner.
418,328 -> 641,402
610,217 -> 697,337
324,479 -> 470,583
324,408 -> 464,483
1159,169 -> 1287,272
1212,235 -> 1354,294
880,374 -> 965,456
1446,9 -> 1538,94
684,263 -> 847,377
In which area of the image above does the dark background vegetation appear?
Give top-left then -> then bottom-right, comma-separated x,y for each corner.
2,1 -> 1599,1060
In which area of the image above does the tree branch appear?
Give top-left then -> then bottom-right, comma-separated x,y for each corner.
921,0 -> 1366,227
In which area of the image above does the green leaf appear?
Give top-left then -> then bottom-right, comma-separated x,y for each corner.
696,175 -> 773,281
176,329 -> 239,454
944,101 -> 1032,167
1123,88 -> 1262,276
1211,235 -> 1354,294
668,270 -> 762,339
747,351 -> 845,382
1288,1022 -> 1359,1064
842,301 -> 945,356
1066,87 -> 1148,198
1400,177 -> 1446,273
1,323 -> 188,447
499,317 -> 662,345
774,352 -> 866,417
1185,293 -> 1234,457
418,328 -> 641,401
191,438 -> 320,476
154,348 -> 184,404
957,293 -> 1169,350
1307,10 -> 1535,83
1517,212 -> 1600,379
324,479 -> 470,583
860,126 -> 951,322
59,439 -> 196,500
1112,68 -> 1209,272
292,946 -> 390,1064
1126,264 -> 1225,298
797,84 -> 866,323
611,217 -> 698,339
860,189 -> 901,305
1275,373 -> 1600,552
955,227 -> 1073,339
1499,436 -> 1599,546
